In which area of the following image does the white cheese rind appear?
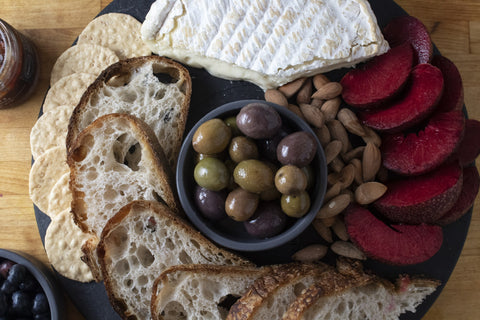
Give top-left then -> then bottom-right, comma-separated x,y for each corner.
141,0 -> 389,89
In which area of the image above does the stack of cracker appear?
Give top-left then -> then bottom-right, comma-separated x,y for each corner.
28,13 -> 151,282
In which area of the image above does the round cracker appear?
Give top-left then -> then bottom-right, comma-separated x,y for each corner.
29,146 -> 69,213
43,73 -> 96,113
30,105 -> 73,160
47,172 -> 72,219
78,13 -> 151,60
45,209 -> 94,282
50,44 -> 119,86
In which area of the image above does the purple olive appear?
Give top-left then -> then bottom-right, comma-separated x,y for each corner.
244,201 -> 287,238
194,185 -> 228,221
236,103 -> 282,139
277,131 -> 317,167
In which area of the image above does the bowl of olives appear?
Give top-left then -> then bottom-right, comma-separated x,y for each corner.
0,248 -> 65,319
177,100 -> 327,251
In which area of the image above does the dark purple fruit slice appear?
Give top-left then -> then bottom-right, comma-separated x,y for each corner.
360,64 -> 444,133
373,161 -> 463,224
382,110 -> 465,176
383,15 -> 433,64
340,43 -> 414,109
437,166 -> 480,226
431,55 -> 464,113
344,204 -> 443,265
456,119 -> 480,166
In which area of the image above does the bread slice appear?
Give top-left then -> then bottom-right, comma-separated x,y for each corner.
67,113 -> 179,280
66,55 -> 192,169
151,264 -> 272,320
226,262 -> 333,320
97,200 -> 253,320
282,259 -> 440,320
141,0 -> 389,89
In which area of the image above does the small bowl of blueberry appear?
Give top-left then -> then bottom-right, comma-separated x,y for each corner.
0,248 -> 64,320
177,100 -> 328,251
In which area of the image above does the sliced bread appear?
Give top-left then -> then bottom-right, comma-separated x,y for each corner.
67,113 -> 179,280
66,55 -> 192,169
282,259 -> 440,320
97,200 -> 253,320
226,262 -> 333,320
151,264 -> 272,320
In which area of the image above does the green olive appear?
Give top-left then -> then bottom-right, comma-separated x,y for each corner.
225,188 -> 259,221
194,157 -> 229,191
224,116 -> 242,136
275,165 -> 307,194
229,136 -> 259,163
233,159 -> 274,194
281,191 -> 311,218
192,118 -> 232,154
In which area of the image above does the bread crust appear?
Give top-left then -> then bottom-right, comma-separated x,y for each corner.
66,55 -> 192,168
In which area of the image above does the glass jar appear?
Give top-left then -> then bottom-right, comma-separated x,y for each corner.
0,19 -> 40,109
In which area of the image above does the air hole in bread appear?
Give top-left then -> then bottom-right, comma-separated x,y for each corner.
293,283 -> 308,297
161,301 -> 187,320
85,168 -> 98,180
136,245 -> 155,268
124,278 -> 133,288
121,89 -> 138,103
114,258 -> 130,276
113,133 -> 142,171
218,294 -> 240,315
189,239 -> 200,249
179,250 -> 193,264
71,145 -> 89,162
104,185 -> 119,201
106,73 -> 131,87
154,88 -> 166,100
137,274 -> 149,287
165,238 -> 175,250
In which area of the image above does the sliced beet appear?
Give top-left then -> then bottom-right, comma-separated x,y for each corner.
455,119 -> 480,166
373,161 -> 463,224
340,43 -> 414,109
383,15 -> 433,64
382,110 -> 465,176
360,64 -> 444,133
344,204 -> 443,265
436,166 -> 480,226
431,55 -> 464,113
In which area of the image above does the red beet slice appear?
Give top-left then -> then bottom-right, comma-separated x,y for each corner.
431,55 -> 464,113
437,166 -> 480,226
373,161 -> 463,224
344,205 -> 443,265
383,15 -> 433,64
340,43 -> 414,109
382,110 -> 465,176
360,64 -> 444,133
456,119 -> 480,166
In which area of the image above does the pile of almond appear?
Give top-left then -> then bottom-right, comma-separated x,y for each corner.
264,75 -> 388,262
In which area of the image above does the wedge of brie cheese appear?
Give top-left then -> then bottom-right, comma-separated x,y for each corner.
141,0 -> 389,89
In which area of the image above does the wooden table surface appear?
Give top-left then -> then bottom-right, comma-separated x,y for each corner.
1,0 -> 479,319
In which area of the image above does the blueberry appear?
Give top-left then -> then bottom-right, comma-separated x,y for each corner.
11,291 -> 32,317
32,292 -> 49,315
7,264 -> 27,287
0,292 -> 7,316
0,260 -> 15,279
0,280 -> 16,295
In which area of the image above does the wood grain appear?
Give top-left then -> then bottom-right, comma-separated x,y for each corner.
0,1 -> 479,319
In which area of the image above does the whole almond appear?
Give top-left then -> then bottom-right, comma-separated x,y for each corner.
316,194 -> 351,219
362,142 -> 382,182
329,157 -> 345,173
331,241 -> 366,260
337,108 -> 366,136
312,219 -> 333,243
299,103 -> 325,128
341,146 -> 365,163
292,244 -> 328,262
320,216 -> 336,227
327,120 -> 351,153
362,125 -> 382,147
313,74 -> 330,90
264,89 -> 288,107
349,158 -> 363,185
328,171 -> 342,186
312,82 -> 342,100
287,104 -> 306,121
278,77 -> 307,98
339,163 -> 355,189
324,140 -> 343,164
320,97 -> 341,121
332,218 -> 349,241
355,181 -> 388,205
314,125 -> 331,147
296,78 -> 313,105
311,98 -> 324,108
324,182 -> 342,201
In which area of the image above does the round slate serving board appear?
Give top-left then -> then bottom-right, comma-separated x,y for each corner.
34,0 -> 472,319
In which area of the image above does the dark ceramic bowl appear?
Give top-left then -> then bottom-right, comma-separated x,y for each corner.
0,248 -> 65,319
176,100 -> 327,251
